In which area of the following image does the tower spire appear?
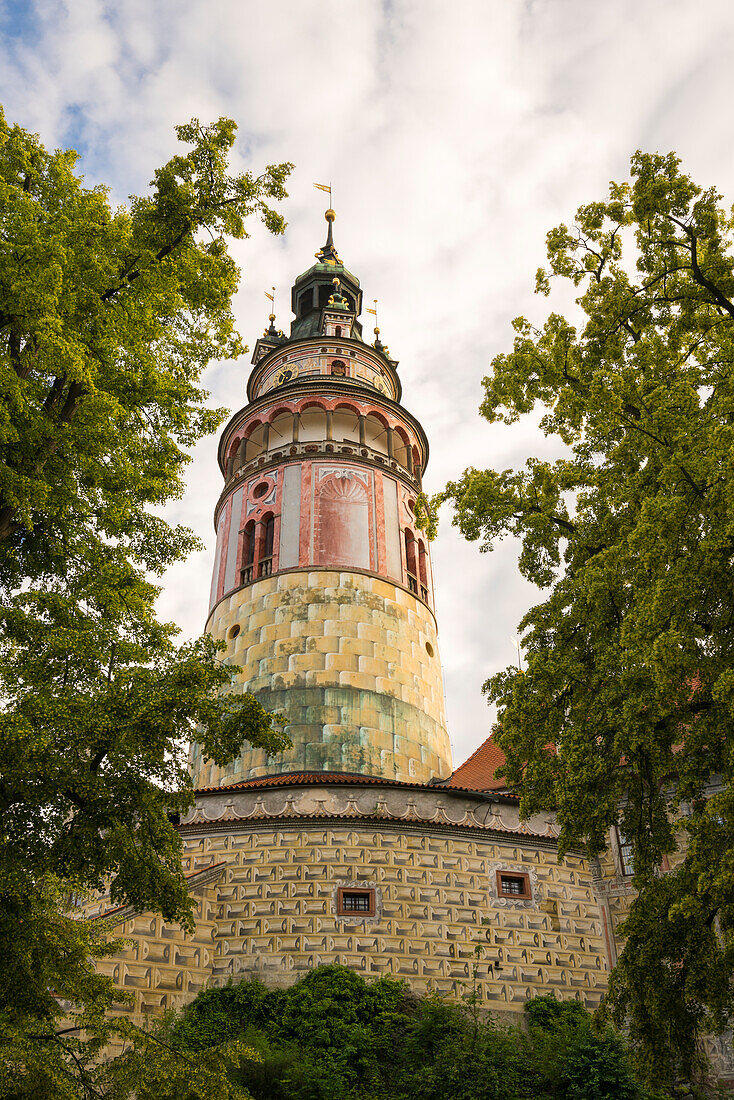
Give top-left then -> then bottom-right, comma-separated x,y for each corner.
313,182 -> 341,264
264,287 -> 278,336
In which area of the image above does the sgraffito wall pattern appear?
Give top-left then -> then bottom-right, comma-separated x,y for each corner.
89,785 -> 609,1030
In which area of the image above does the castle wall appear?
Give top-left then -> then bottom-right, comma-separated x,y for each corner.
194,570 -> 450,786
92,785 -> 609,1032
180,823 -> 608,1008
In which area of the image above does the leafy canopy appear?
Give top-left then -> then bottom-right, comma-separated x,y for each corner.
0,108 -> 292,1091
438,150 -> 734,1084
106,966 -> 656,1100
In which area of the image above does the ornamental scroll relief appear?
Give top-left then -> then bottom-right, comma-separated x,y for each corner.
181,785 -> 560,843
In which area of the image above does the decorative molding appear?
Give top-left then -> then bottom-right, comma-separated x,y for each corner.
487,862 -> 540,909
180,786 -> 559,846
333,880 -> 382,924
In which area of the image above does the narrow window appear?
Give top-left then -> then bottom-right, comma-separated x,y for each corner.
336,887 -> 376,916
335,325 -> 342,337
615,826 -> 634,876
496,871 -> 532,900
259,514 -> 275,578
405,530 -> 417,593
418,540 -> 428,601
240,520 -> 256,584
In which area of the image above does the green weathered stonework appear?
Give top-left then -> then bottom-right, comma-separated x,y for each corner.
195,570 -> 452,787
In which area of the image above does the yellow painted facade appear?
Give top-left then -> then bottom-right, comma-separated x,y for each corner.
91,783 -> 609,1026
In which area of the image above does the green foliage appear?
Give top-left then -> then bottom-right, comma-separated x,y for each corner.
0,107 -> 292,1094
0,877 -> 123,1099
525,995 -> 645,1100
122,966 -> 652,1100
100,1014 -> 259,1100
438,150 -> 734,1081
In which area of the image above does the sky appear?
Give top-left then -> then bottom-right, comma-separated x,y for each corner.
2,0 -> 734,767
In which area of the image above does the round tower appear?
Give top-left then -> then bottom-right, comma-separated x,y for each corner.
192,211 -> 452,787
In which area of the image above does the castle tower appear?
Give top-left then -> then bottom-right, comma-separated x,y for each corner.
192,209 -> 453,788
92,208 -> 612,1028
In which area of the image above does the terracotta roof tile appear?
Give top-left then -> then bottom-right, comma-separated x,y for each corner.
446,736 -> 509,792
193,770 -> 518,799
196,771 -> 431,794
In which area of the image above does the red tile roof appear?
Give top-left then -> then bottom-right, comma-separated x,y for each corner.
194,762 -> 516,798
195,771 -> 434,794
445,735 -> 509,792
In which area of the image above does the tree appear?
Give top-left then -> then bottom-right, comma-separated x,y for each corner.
0,109 -> 292,1090
102,967 -> 653,1100
439,151 -> 734,1085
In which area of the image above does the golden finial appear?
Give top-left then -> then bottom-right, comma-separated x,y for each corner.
314,184 -> 341,264
264,287 -> 277,333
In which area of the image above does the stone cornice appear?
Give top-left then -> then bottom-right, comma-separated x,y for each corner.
179,783 -> 562,849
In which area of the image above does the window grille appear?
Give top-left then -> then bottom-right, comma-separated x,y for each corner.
336,887 -> 375,916
496,871 -> 531,899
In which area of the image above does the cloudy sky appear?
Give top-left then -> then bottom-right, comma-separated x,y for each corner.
2,0 -> 733,767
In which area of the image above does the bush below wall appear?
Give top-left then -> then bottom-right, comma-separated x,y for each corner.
111,965 -> 718,1100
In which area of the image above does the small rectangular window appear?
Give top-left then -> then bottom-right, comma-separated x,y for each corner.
336,887 -> 375,917
496,871 -> 531,900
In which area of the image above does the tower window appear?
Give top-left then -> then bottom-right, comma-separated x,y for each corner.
496,872 -> 532,900
299,289 -> 313,316
336,887 -> 376,917
615,826 -> 634,876
404,530 -> 418,593
240,520 -> 256,584
335,326 -> 342,337
259,514 -> 275,578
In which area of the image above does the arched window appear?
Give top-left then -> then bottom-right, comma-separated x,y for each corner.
244,422 -> 266,463
393,428 -> 411,471
259,514 -> 275,577
418,540 -> 428,601
299,405 -> 328,442
335,326 -> 342,338
269,410 -> 293,449
364,413 -> 389,455
404,530 -> 417,593
240,520 -> 256,584
333,406 -> 359,443
226,437 -> 241,478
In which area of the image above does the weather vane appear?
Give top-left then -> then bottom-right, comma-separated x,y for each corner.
366,298 -> 379,335
313,181 -> 332,206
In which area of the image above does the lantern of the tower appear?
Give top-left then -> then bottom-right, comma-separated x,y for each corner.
192,211 -> 452,788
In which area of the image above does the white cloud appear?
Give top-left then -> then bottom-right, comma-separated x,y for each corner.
3,0 -> 734,765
